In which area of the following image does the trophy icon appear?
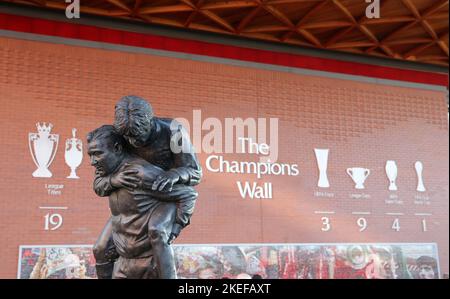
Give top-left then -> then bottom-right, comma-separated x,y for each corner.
314,149 -> 330,188
385,160 -> 398,191
415,161 -> 426,192
347,167 -> 370,190
29,122 -> 59,178
65,128 -> 83,179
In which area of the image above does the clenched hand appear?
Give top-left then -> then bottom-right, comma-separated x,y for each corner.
152,170 -> 180,192
110,163 -> 141,190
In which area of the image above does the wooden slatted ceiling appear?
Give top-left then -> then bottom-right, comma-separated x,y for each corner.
2,0 -> 448,67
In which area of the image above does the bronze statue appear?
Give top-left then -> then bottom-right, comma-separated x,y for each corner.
88,96 -> 202,279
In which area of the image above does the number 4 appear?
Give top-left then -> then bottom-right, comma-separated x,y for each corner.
392,218 -> 400,232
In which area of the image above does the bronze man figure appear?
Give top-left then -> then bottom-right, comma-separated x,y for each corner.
91,96 -> 202,279
87,125 -> 198,279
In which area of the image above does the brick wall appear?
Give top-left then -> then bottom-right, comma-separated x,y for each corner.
0,36 -> 448,278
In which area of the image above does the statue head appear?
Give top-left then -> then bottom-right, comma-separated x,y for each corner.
87,125 -> 125,176
114,95 -> 154,148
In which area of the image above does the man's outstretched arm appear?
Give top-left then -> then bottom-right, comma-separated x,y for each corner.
93,165 -> 141,197
172,125 -> 202,186
152,125 -> 202,192
171,151 -> 202,186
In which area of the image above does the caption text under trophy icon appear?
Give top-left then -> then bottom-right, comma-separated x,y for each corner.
314,148 -> 330,188
347,167 -> 370,190
65,128 -> 83,179
385,160 -> 398,191
29,123 -> 59,178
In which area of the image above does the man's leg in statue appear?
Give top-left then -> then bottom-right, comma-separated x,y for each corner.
93,217 -> 117,279
148,202 -> 177,279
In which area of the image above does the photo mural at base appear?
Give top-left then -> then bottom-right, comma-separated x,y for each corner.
18,244 -> 439,279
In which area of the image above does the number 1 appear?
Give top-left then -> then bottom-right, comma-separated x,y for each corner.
422,219 -> 428,232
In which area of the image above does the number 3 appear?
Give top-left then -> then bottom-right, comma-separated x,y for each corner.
321,217 -> 331,232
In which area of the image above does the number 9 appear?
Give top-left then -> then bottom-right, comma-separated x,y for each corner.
357,217 -> 367,232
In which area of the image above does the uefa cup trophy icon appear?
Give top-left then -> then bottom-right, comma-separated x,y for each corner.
65,128 -> 83,179
314,149 -> 330,188
385,160 -> 398,191
347,167 -> 370,190
29,122 -> 59,178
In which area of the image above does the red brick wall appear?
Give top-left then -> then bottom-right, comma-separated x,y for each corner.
0,36 -> 448,278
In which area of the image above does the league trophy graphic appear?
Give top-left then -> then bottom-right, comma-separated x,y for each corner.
415,161 -> 426,192
347,167 -> 370,190
385,160 -> 398,191
29,122 -> 59,178
65,128 -> 83,179
314,149 -> 330,188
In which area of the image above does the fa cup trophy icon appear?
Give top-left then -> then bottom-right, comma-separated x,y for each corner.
65,128 -> 83,179
29,122 -> 59,178
385,160 -> 398,191
347,167 -> 370,190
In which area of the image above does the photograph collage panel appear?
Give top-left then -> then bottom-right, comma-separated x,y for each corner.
18,243 -> 439,279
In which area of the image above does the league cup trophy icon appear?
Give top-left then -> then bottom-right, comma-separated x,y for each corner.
385,160 -> 398,191
347,167 -> 370,190
65,128 -> 83,179
29,122 -> 59,178
314,149 -> 330,188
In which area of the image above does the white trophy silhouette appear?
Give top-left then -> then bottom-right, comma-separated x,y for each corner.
314,149 -> 330,188
347,167 -> 370,190
415,161 -> 426,192
385,160 -> 398,191
64,128 -> 83,179
29,122 -> 59,178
